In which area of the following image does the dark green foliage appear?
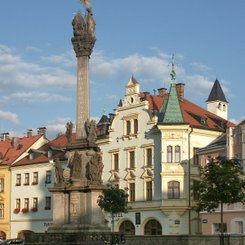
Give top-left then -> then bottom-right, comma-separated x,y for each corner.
193,156 -> 245,213
97,184 -> 129,215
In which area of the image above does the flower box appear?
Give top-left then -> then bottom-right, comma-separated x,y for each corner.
21,208 -> 29,213
13,208 -> 20,214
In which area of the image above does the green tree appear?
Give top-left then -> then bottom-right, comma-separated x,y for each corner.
193,156 -> 245,244
97,184 -> 129,232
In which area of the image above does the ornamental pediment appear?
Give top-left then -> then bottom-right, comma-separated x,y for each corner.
141,168 -> 154,179
124,170 -> 136,180
109,172 -> 120,182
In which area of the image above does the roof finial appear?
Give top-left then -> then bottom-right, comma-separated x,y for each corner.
80,0 -> 90,6
170,53 -> 176,82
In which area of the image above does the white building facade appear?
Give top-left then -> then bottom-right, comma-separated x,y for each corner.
97,74 -> 232,235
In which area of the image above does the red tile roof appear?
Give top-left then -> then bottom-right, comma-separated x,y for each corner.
140,92 -> 234,131
0,135 -> 44,166
13,134 -> 69,167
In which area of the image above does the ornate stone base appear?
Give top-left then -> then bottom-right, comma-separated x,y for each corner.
49,185 -> 109,233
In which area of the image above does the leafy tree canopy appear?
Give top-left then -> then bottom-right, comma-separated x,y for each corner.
97,184 -> 129,215
193,156 -> 245,213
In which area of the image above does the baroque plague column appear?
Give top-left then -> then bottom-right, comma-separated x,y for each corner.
49,7 -> 108,232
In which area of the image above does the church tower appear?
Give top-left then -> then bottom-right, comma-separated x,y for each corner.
206,79 -> 228,120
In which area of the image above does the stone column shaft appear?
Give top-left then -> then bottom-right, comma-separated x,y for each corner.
76,56 -> 90,140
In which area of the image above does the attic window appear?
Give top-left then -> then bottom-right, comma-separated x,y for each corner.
201,118 -> 206,125
48,150 -> 52,158
29,153 -> 34,161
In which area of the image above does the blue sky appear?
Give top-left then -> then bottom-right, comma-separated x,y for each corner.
0,0 -> 244,139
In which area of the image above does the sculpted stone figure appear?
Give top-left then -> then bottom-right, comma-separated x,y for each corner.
54,159 -> 64,184
66,121 -> 73,144
68,151 -> 82,179
86,8 -> 96,36
85,119 -> 97,144
72,12 -> 85,36
86,150 -> 103,184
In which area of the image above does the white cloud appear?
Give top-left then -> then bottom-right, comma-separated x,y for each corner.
2,92 -> 71,104
0,110 -> 18,123
190,62 -> 212,72
41,51 -> 75,67
0,47 -> 76,91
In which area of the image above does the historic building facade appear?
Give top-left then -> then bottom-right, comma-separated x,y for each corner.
10,134 -> 67,238
0,130 -> 48,239
97,70 -> 234,235
198,119 -> 245,235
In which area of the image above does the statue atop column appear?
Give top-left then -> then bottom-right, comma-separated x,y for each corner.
71,8 -> 96,58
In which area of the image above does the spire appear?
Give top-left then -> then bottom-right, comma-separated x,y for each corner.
158,55 -> 184,123
206,79 -> 228,103
170,54 -> 176,82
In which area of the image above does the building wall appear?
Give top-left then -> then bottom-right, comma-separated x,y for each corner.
10,163 -> 54,238
98,90 -> 223,235
0,165 -> 11,239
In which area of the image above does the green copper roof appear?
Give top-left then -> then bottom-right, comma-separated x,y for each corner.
159,81 -> 184,124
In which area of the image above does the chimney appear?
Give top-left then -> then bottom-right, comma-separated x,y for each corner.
11,137 -> 20,148
176,83 -> 185,100
157,88 -> 167,97
37,127 -> 47,136
0,132 -> 10,141
27,129 -> 33,138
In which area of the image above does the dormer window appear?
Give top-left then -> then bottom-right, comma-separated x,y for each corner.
29,153 -> 34,160
48,150 -> 53,158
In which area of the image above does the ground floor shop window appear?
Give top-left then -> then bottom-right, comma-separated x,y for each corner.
119,220 -> 135,235
144,219 -> 162,235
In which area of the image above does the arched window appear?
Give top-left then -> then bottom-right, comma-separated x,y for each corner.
0,231 -> 6,240
144,219 -> 162,235
119,220 -> 135,235
174,145 -> 181,162
167,145 -> 173,162
168,181 -> 180,199
223,104 -> 226,111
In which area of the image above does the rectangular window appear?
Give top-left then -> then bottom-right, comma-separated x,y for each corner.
24,198 -> 29,209
146,181 -> 153,201
113,153 -> 119,171
32,172 -> 38,185
168,181 -> 180,199
174,145 -> 181,162
45,170 -> 52,184
126,120 -> 131,135
135,212 -> 141,225
0,203 -> 4,218
235,221 -> 243,234
45,197 -> 51,210
129,183 -> 135,202
24,173 -> 30,185
16,174 -> 21,186
146,148 -> 152,167
32,197 -> 38,211
0,178 -> 4,192
193,147 -> 199,165
134,119 -> 138,134
16,199 -> 21,209
129,151 -> 135,169
167,146 -> 173,162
